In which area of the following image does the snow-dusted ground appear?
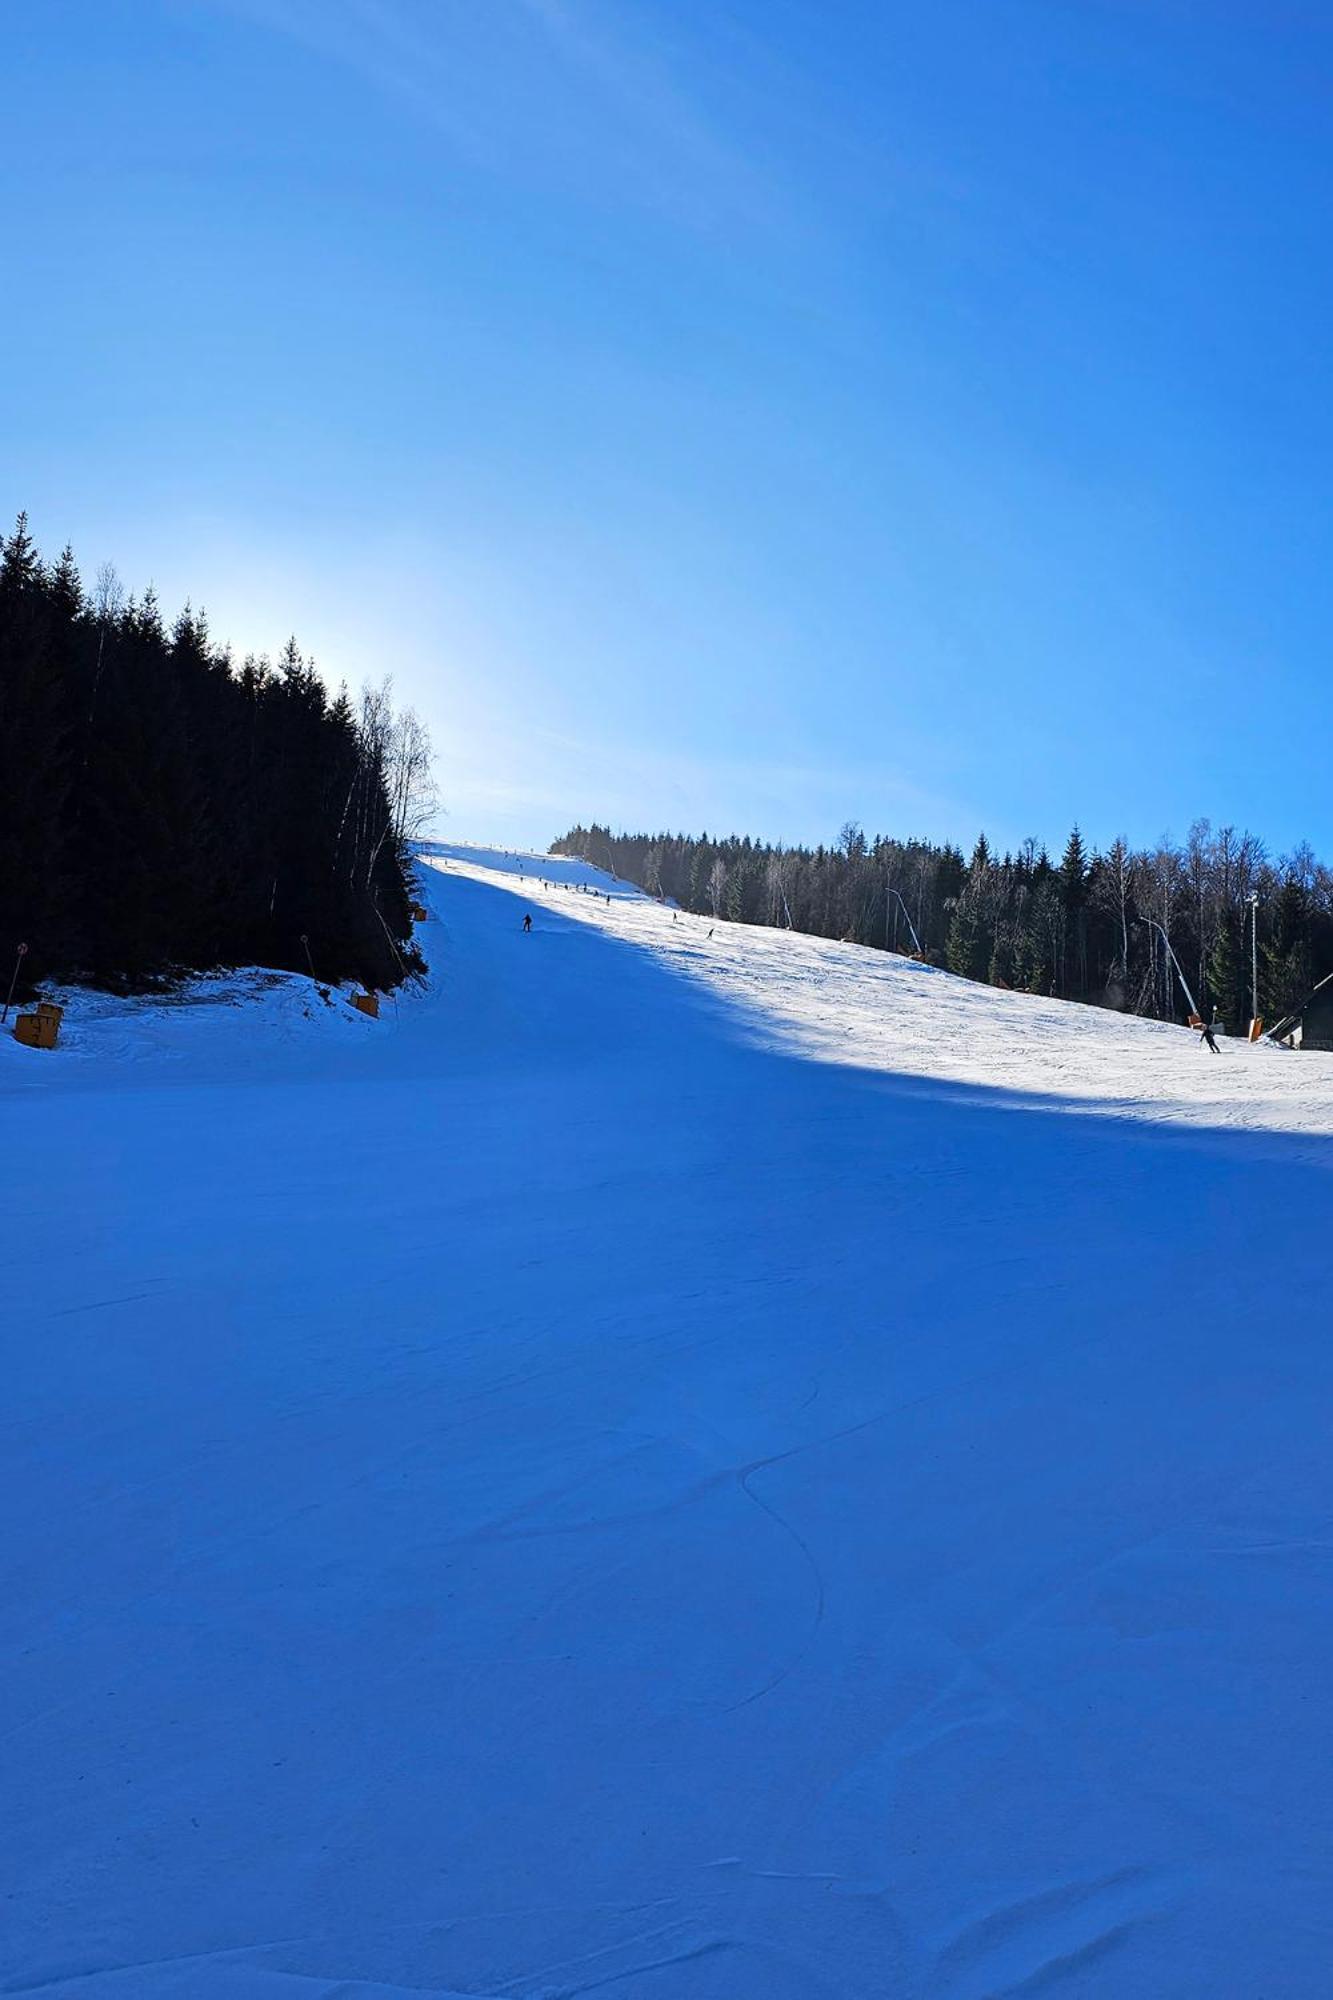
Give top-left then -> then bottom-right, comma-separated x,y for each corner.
4,845 -> 1333,1997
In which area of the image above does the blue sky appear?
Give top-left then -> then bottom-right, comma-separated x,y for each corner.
5,1 -> 1331,857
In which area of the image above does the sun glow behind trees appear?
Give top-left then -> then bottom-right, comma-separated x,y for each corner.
0,516 -> 435,994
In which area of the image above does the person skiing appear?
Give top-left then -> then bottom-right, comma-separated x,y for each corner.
522,913 -> 533,933
1201,1015 -> 1220,1054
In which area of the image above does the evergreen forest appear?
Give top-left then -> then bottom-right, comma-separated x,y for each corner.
0,515 -> 432,996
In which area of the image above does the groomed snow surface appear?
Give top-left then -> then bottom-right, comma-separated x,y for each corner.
5,844 -> 1333,1997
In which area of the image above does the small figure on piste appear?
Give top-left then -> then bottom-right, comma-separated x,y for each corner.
522,912 -> 533,933
1200,1015 -> 1221,1054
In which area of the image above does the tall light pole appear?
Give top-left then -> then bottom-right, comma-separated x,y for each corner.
1249,891 -> 1260,1033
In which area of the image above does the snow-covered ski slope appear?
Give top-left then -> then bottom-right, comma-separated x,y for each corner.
438,844 -> 1333,1144
4,844 -> 1333,1998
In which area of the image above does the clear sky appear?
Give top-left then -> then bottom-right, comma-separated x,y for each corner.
5,2 -> 1331,859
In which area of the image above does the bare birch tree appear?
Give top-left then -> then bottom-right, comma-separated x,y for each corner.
707,856 -> 727,918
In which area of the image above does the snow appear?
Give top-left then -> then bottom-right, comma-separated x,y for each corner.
439,844 -> 1333,1146
4,844 -> 1333,1996
0,972 -> 381,1093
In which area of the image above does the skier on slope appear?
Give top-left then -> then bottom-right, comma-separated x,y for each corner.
522,913 -> 533,933
1200,1015 -> 1220,1054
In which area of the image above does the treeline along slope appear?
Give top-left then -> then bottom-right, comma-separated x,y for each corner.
553,820 -> 1333,1031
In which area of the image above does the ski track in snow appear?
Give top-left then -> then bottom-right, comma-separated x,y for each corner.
3,841 -> 1332,1997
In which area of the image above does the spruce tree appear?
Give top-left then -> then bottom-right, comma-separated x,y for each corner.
47,545 -> 85,622
0,512 -> 40,592
946,897 -> 988,981
1059,826 -> 1088,997
1207,919 -> 1247,1033
987,928 -> 1014,987
1264,878 -> 1312,1021
1059,825 -> 1088,906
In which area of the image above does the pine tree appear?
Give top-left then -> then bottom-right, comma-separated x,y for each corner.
1016,880 -> 1060,995
0,512 -> 40,593
946,897 -> 988,981
47,545 -> 85,621
987,928 -> 1014,988
1059,825 -> 1087,906
1058,826 -> 1088,997
1207,919 -> 1247,1034
1264,878 -> 1312,1021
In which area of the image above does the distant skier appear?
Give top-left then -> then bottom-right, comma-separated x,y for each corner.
522,913 -> 533,933
1201,1016 -> 1220,1054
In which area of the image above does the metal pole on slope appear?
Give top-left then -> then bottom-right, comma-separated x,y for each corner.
1140,917 -> 1201,1024
1249,891 -> 1260,1035
887,887 -> 923,957
2,942 -> 28,1024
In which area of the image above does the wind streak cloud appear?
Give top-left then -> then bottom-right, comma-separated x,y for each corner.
206,0 -> 781,228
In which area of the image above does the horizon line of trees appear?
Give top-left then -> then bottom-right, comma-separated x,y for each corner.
551,818 -> 1333,1032
1,513 -> 436,995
